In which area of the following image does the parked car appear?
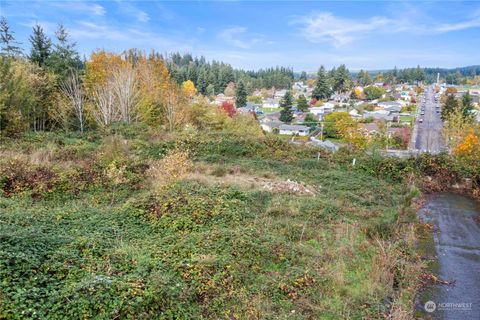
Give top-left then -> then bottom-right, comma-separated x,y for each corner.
419,118 -> 424,123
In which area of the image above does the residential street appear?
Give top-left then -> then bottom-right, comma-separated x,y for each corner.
415,86 -> 445,154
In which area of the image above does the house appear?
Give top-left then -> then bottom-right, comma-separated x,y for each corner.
400,91 -> 412,101
363,110 -> 394,121
237,103 -> 261,114
214,93 -> 234,105
279,124 -> 310,136
359,122 -> 410,137
309,103 -> 335,116
263,98 -> 280,108
292,82 -> 308,92
377,101 -> 404,111
274,89 -> 288,99
260,120 -> 283,133
349,109 -> 362,119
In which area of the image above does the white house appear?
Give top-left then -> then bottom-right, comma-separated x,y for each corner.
309,103 -> 335,116
274,89 -> 288,99
349,109 -> 362,119
279,124 -> 310,136
263,98 -> 280,108
260,120 -> 283,133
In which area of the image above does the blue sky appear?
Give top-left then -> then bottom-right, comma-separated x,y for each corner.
2,1 -> 480,71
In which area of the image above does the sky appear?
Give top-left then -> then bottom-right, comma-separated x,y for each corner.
2,0 -> 480,71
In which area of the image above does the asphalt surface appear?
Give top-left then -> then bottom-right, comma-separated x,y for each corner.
417,193 -> 480,319
415,86 -> 445,154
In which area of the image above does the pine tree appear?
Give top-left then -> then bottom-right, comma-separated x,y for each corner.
196,67 -> 208,94
47,24 -> 82,79
299,71 -> 307,81
357,69 -> 372,86
29,24 -> 52,66
235,80 -> 247,108
0,17 -> 23,58
279,91 -> 294,123
442,94 -> 458,121
296,94 -> 308,112
206,83 -> 215,96
461,91 -> 474,119
333,64 -> 351,93
312,66 -> 331,100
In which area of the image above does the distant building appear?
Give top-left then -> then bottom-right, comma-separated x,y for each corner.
309,103 -> 335,116
279,124 -> 310,136
263,98 -> 280,108
363,110 -> 394,121
274,89 -> 288,99
260,120 -> 283,133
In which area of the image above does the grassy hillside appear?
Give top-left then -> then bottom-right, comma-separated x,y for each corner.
0,127 -> 421,319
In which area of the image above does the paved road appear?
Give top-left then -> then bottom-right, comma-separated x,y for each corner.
417,194 -> 480,319
415,86 -> 445,154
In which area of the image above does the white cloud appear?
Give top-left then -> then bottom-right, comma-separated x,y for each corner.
67,20 -> 193,54
51,2 -> 106,16
296,12 -> 391,47
116,1 -> 150,23
218,27 -> 267,49
219,27 -> 249,48
136,11 -> 150,23
19,20 -> 58,35
296,11 -> 480,47
433,17 -> 480,33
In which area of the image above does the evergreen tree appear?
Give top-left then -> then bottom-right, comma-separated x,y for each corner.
47,24 -> 82,79
333,64 -> 351,93
235,80 -> 247,108
196,67 -> 208,94
279,91 -> 294,123
206,83 -> 215,96
461,91 -> 474,119
441,94 -> 458,121
29,24 -> 52,66
312,66 -> 331,100
299,71 -> 307,81
296,94 -> 308,112
357,69 -> 372,86
0,17 -> 22,58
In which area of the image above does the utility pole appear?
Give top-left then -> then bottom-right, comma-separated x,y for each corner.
320,122 -> 324,140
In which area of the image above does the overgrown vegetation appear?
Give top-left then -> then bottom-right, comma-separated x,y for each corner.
0,128 -> 428,319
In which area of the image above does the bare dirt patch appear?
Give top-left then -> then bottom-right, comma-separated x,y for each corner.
187,164 -> 316,196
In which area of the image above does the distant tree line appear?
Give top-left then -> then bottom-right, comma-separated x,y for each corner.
164,52 -> 294,95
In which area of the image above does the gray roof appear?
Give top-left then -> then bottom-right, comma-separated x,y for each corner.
262,121 -> 283,129
279,124 -> 310,131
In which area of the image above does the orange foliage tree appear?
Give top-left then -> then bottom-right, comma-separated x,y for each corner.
454,130 -> 480,167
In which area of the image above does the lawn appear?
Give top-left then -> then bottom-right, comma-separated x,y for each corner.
0,130 -> 421,319
260,107 -> 282,114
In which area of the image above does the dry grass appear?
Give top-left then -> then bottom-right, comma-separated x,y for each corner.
146,149 -> 192,193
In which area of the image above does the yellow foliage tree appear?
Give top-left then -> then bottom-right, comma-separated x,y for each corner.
182,80 -> 197,98
454,130 -> 480,159
136,55 -> 172,125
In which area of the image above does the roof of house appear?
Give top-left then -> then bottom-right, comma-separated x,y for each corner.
261,121 -> 283,129
279,124 -> 310,131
